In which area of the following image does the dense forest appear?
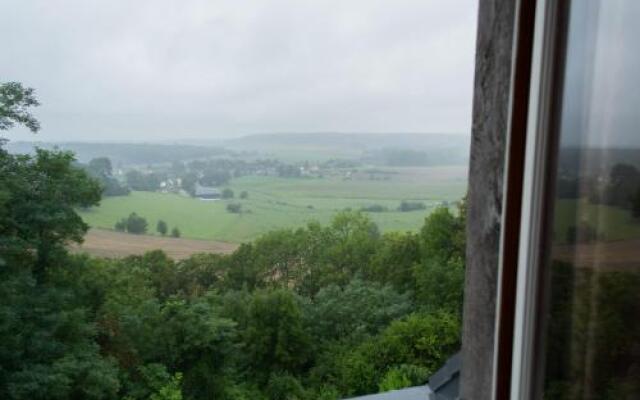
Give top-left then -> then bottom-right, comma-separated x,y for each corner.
0,82 -> 466,399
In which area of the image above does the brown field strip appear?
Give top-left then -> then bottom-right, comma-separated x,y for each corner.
71,229 -> 239,260
553,239 -> 640,270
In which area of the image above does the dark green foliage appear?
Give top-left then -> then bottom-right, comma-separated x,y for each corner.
126,170 -> 163,191
0,147 -> 102,276
181,172 -> 198,197
0,81 -> 40,133
242,290 -> 311,383
398,201 -> 426,212
222,188 -> 235,199
368,232 -> 421,292
414,257 -> 464,315
419,206 -> 465,262
157,220 -> 168,236
125,212 -> 148,234
200,169 -> 231,187
264,373 -> 306,400
305,279 -> 412,345
239,191 -> 248,199
171,227 -> 181,238
360,204 -> 388,212
86,157 -> 130,197
317,312 -> 460,397
227,203 -> 242,213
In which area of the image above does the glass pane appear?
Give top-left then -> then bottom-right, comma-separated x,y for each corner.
543,1 -> 640,399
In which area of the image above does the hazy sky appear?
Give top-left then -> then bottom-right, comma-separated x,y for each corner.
1,0 -> 478,141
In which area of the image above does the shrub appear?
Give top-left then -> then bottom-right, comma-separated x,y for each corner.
171,227 -> 181,238
157,220 -> 168,236
126,212 -> 148,234
222,188 -> 234,199
239,191 -> 248,199
227,203 -> 242,214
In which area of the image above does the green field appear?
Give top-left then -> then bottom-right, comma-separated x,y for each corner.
79,166 -> 468,243
553,199 -> 640,243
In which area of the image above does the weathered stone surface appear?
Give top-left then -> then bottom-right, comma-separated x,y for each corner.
461,0 -> 516,399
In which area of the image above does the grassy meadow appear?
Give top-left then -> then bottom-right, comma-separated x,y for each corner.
79,166 -> 468,243
553,198 -> 640,244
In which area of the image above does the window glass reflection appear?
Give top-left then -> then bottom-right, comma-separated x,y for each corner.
543,0 -> 640,399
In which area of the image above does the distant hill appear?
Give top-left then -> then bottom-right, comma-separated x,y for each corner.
6,133 -> 471,166
6,141 -> 227,166
222,132 -> 471,164
223,132 -> 469,150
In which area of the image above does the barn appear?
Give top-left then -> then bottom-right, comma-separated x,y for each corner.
194,184 -> 221,200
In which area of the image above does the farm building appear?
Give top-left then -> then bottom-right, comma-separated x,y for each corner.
195,183 -> 221,200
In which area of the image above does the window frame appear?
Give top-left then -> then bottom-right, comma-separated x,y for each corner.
492,0 -> 571,398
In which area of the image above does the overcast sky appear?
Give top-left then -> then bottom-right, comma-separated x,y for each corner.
1,0 -> 478,142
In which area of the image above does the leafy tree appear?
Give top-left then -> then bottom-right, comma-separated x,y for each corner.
378,364 -> 428,392
249,229 -> 304,289
149,373 -> 183,400
419,206 -> 464,261
181,172 -> 198,197
305,278 -> 412,345
414,257 -> 465,315
378,368 -> 412,392
88,157 -> 113,177
161,298 -> 236,400
243,290 -> 311,384
0,148 -> 102,277
264,373 -> 306,400
126,170 -> 162,192
222,188 -> 234,199
330,312 -> 460,396
0,81 -> 40,133
171,227 -> 181,238
157,220 -> 168,236
126,212 -> 148,234
86,157 -> 129,197
0,265 -> 120,400
324,211 -> 380,285
368,232 -> 420,292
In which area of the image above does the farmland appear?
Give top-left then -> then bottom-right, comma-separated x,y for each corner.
78,166 -> 468,244
552,198 -> 640,244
